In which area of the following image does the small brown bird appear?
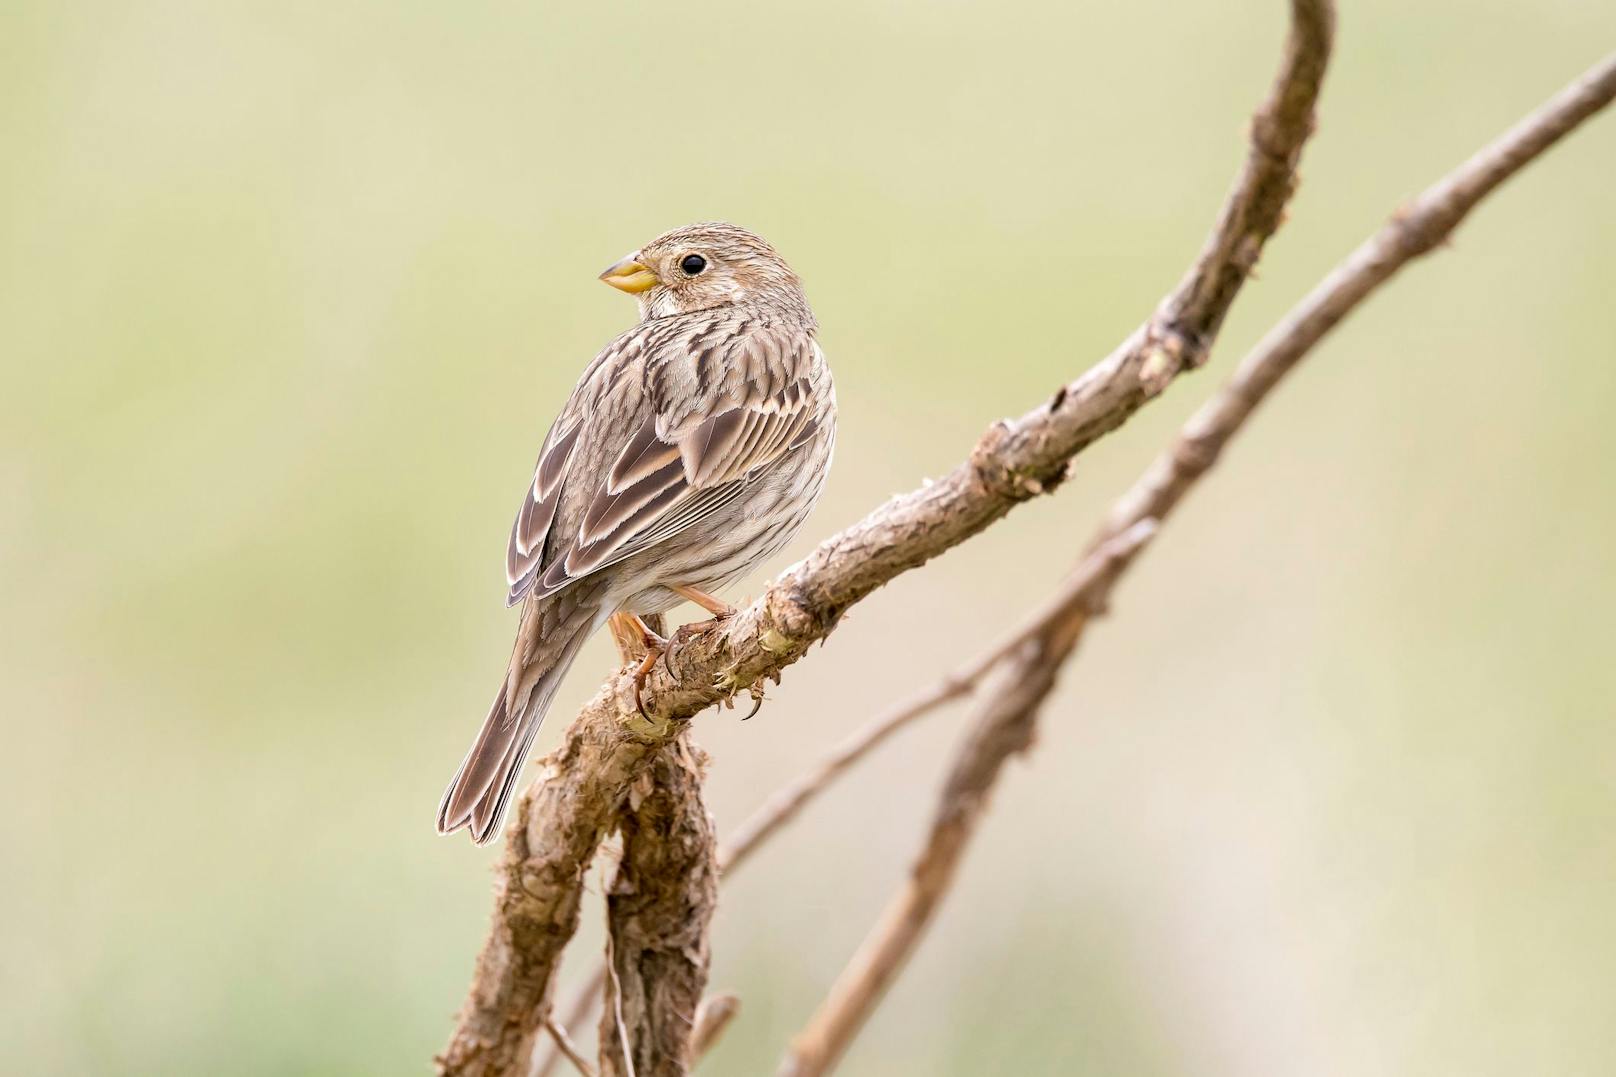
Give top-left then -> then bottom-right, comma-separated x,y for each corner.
437,222 -> 836,844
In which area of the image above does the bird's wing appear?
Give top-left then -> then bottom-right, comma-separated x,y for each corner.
503,330 -> 641,604
504,314 -> 822,606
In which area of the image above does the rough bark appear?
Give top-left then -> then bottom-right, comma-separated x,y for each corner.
597,735 -> 719,1077
435,712 -> 680,1077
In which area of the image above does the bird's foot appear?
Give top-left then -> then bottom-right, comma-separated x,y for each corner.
740,678 -> 766,720
662,607 -> 739,679
621,617 -> 670,720
661,582 -> 741,678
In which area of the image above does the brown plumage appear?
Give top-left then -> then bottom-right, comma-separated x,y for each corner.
437,222 -> 836,844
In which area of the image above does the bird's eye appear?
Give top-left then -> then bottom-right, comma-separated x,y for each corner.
680,254 -> 707,276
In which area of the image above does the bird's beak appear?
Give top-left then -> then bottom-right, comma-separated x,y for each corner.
598,253 -> 659,294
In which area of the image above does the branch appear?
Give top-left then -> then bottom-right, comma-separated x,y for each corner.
534,610 -> 1078,1073
535,971 -> 610,1077
690,993 -> 742,1062
544,1017 -> 596,1077
775,525 -> 1154,1077
596,735 -> 719,1077
777,48 -> 1616,1077
436,712 -> 677,1077
535,683 -> 975,1077
442,1 -> 1331,1070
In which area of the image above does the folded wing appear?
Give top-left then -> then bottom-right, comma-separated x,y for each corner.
504,319 -> 821,607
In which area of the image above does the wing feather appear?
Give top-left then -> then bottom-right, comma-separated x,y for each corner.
505,422 -> 580,603
504,316 -> 825,606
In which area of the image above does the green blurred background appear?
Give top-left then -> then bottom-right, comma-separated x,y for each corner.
4,1 -> 1614,1073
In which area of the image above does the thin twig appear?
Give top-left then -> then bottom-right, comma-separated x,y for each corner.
775,524 -> 1155,1077
535,970 -> 610,1077
603,932 -> 636,1077
534,681 -> 978,1073
690,993 -> 741,1063
544,1018 -> 596,1077
543,529 -> 1192,1059
441,0 -> 1331,1069
777,48 -> 1616,1077
718,677 -> 971,868
1095,52 -> 1616,548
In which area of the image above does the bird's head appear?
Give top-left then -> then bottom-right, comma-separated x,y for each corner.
598,221 -> 810,323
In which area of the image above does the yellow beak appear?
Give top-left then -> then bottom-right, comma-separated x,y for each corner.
598,254 -> 659,294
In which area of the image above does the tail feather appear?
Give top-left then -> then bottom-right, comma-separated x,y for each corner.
437,598 -> 603,844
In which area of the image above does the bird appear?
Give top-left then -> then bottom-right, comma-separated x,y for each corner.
437,222 -> 836,844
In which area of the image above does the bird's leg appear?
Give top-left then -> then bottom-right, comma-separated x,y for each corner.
613,612 -> 669,719
609,612 -> 669,660
663,584 -> 771,716
669,583 -> 736,619
663,583 -> 741,678
607,611 -> 645,665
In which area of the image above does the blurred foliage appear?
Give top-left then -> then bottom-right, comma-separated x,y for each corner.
3,1 -> 1614,1074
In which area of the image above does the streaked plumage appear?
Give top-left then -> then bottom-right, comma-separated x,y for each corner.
438,223 -> 836,844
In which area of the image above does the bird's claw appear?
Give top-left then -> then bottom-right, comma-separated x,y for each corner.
662,612 -> 733,681
661,626 -> 693,680
632,656 -> 656,720
644,607 -> 767,719
742,681 -> 766,720
629,626 -> 669,720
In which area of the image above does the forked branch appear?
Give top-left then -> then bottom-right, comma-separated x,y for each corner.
777,49 -> 1616,1077
446,2 -> 1333,1073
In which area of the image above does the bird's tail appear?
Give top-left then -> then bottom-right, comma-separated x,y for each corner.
437,592 -> 605,844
